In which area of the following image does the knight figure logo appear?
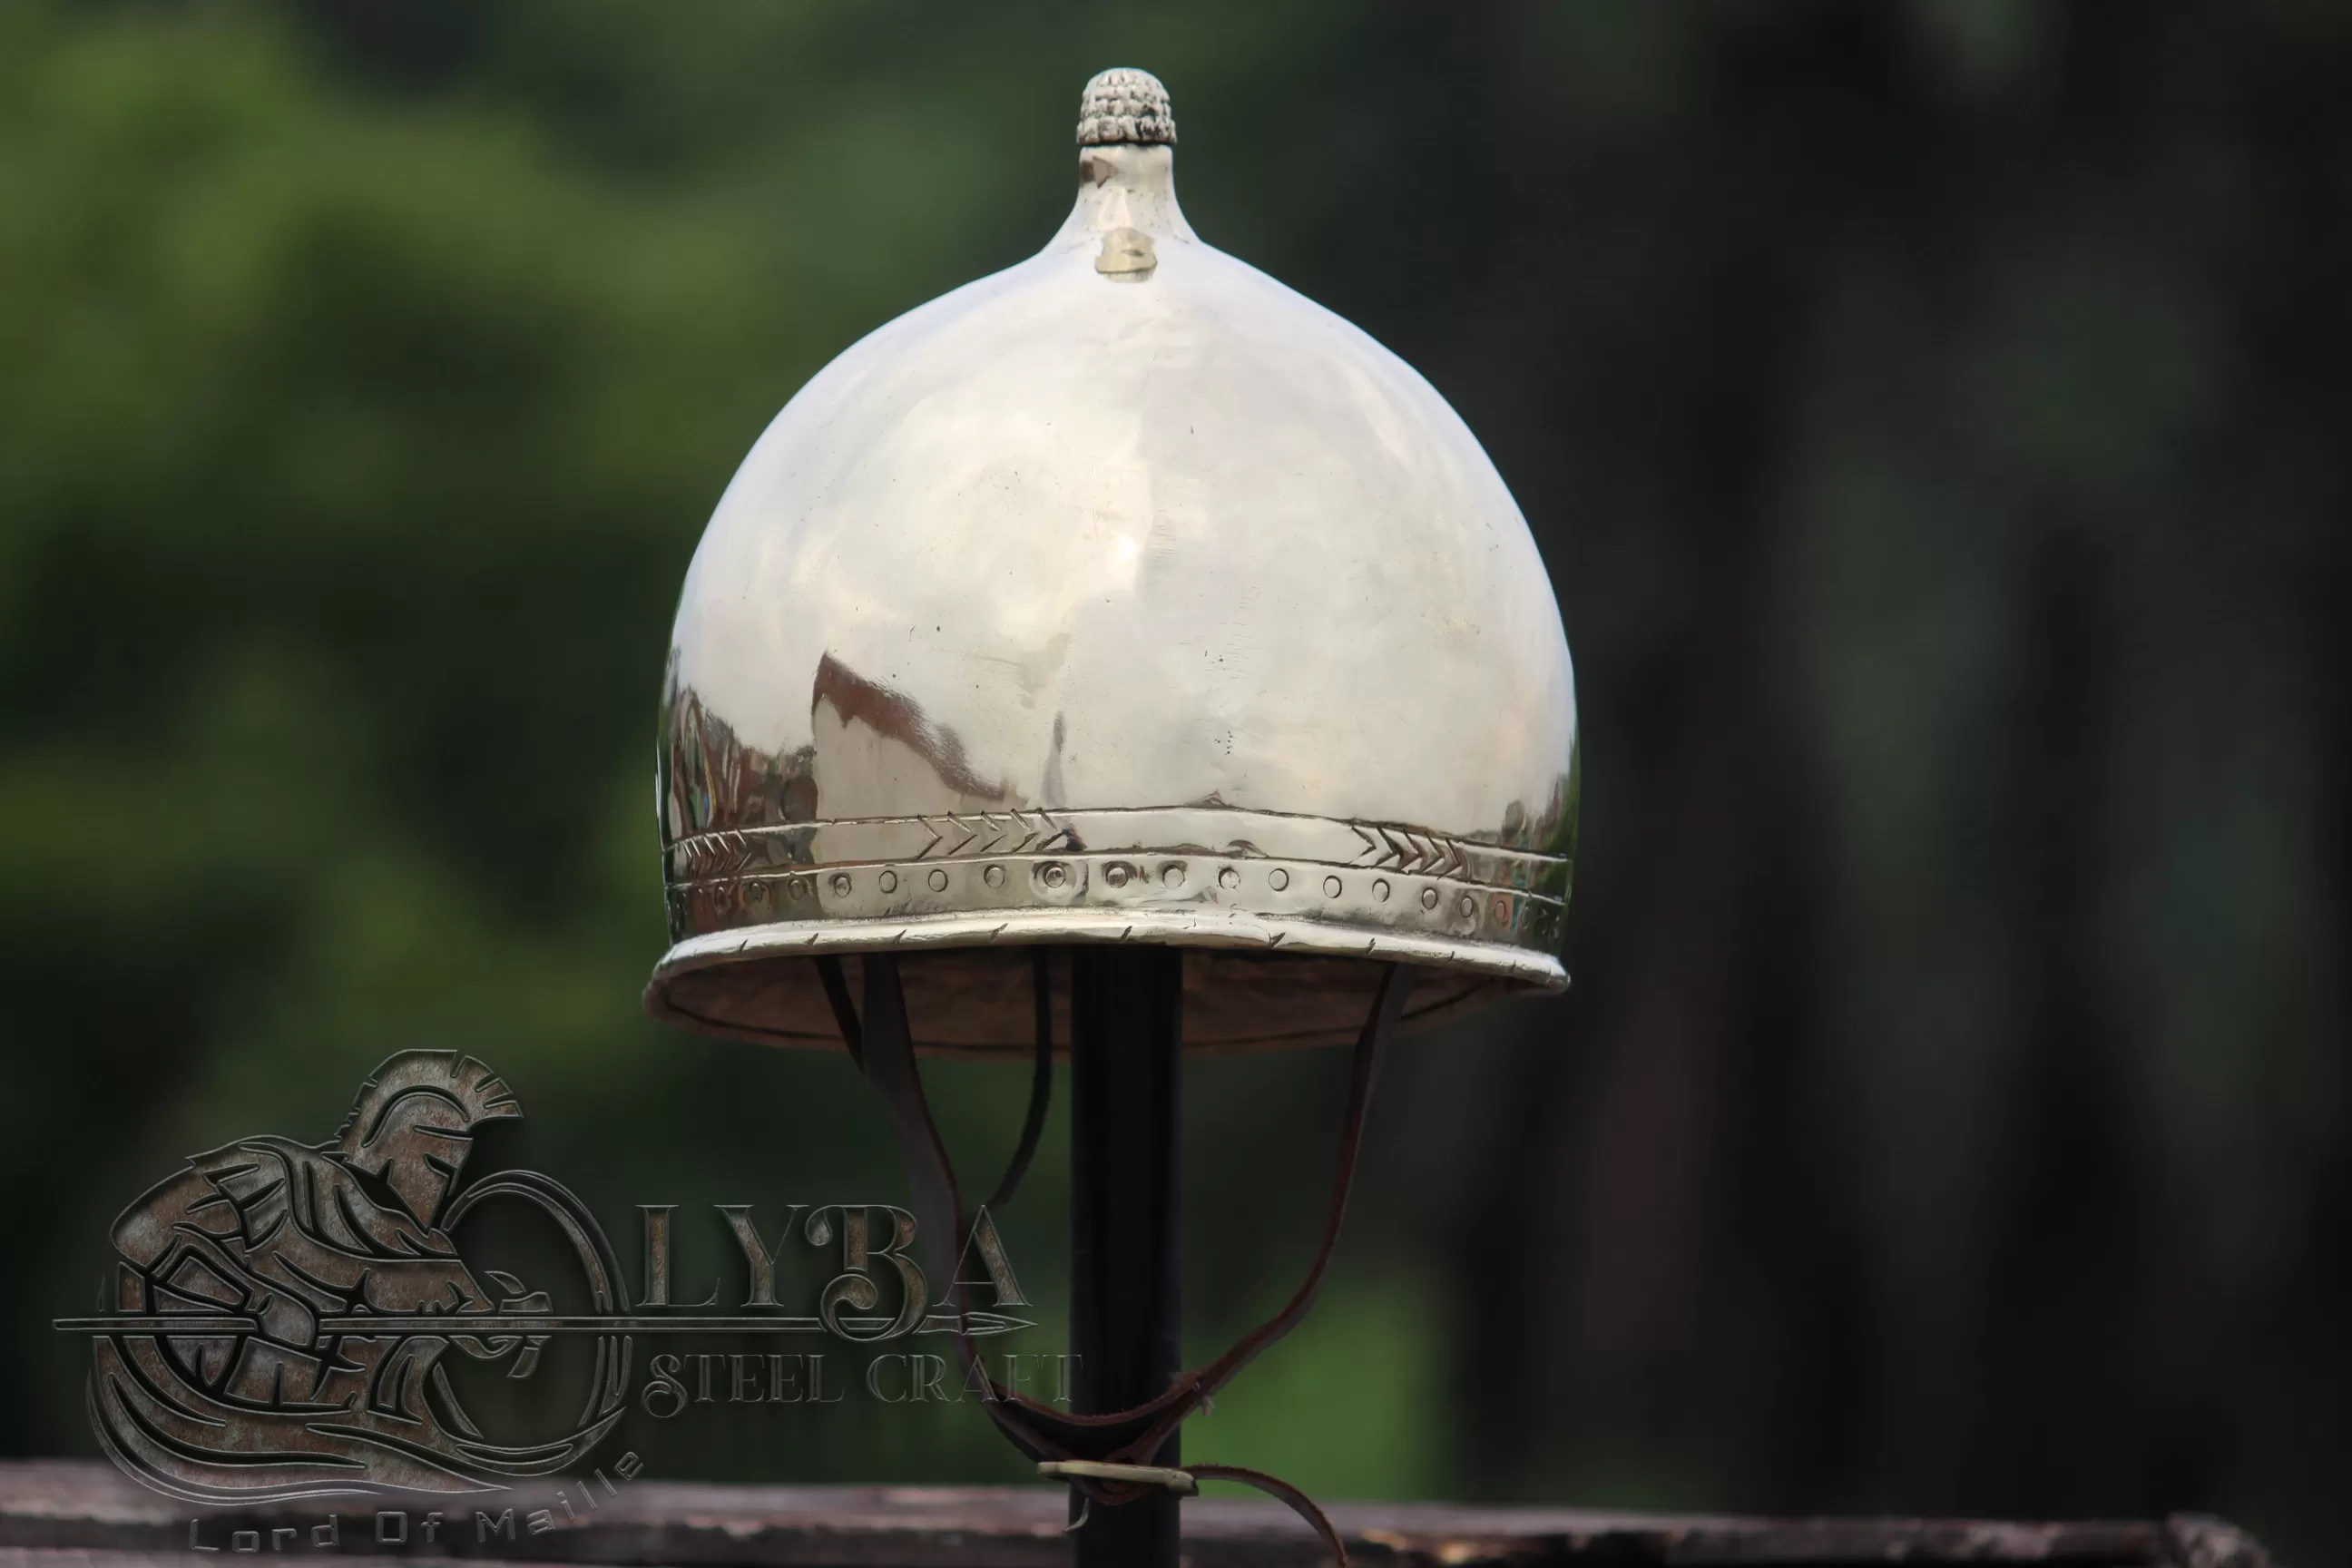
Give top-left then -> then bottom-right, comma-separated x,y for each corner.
65,1053 -> 631,1504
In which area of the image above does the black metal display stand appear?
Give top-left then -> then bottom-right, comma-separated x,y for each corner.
1067,946 -> 1184,1568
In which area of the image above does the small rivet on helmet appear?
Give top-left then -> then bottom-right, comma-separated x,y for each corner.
831,873 -> 852,897
928,868 -> 950,892
1420,887 -> 1440,910
788,877 -> 808,900
1322,876 -> 1342,898
1161,863 -> 1185,887
1105,862 -> 1133,887
1457,893 -> 1476,918
879,869 -> 898,894
984,864 -> 1005,888
1041,862 -> 1070,889
1491,896 -> 1510,924
747,880 -> 769,907
1269,867 -> 1290,891
1218,867 -> 1240,890
1373,878 -> 1391,902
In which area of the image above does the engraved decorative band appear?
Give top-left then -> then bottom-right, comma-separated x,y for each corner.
662,808 -> 1571,957
665,806 -> 1568,899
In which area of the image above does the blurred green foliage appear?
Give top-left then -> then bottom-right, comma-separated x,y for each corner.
0,0 -> 1460,1501
4,0 -> 2349,1561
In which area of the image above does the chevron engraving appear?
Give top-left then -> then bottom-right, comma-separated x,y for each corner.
692,829 -> 762,877
1350,824 -> 1469,878
916,810 -> 1074,859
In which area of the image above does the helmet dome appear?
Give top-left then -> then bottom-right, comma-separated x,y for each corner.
649,71 -> 1577,1054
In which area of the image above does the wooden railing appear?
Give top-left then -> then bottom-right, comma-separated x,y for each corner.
0,1461 -> 2270,1568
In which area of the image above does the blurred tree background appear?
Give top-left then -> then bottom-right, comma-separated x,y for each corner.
4,0 -> 2348,1559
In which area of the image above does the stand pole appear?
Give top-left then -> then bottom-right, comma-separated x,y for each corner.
1067,945 -> 1183,1568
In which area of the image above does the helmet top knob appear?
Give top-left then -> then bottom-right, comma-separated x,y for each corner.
1077,67 -> 1176,147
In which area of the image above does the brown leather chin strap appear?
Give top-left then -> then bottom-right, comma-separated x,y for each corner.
813,950 -> 1414,1567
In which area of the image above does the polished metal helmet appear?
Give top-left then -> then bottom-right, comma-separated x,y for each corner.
647,69 -> 1577,1054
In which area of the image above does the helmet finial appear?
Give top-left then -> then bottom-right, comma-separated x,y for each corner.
1077,68 -> 1175,147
